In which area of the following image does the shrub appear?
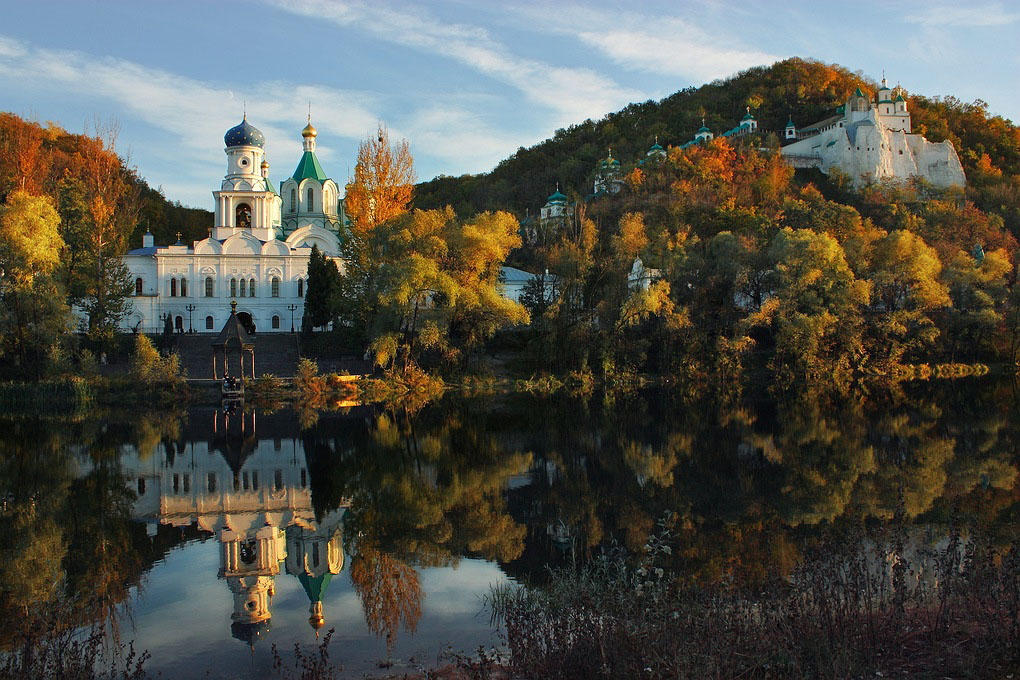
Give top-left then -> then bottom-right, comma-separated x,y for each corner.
131,335 -> 184,385
490,521 -> 1020,679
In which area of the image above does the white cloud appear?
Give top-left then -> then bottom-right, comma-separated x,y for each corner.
270,0 -> 641,126
514,5 -> 781,84
905,3 -> 1020,27
0,41 -> 384,165
0,32 -> 552,202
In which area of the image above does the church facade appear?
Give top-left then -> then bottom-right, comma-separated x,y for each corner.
122,116 -> 346,334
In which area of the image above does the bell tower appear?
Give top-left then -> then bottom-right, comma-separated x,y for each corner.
213,115 -> 282,241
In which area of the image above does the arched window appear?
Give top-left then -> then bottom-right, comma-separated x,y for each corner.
249,279 -> 256,297
205,316 -> 214,330
307,187 -> 314,212
170,279 -> 177,297
272,315 -> 280,329
207,473 -> 216,493
137,478 -> 146,495
274,469 -> 283,491
205,276 -> 214,297
230,278 -> 237,297
290,188 -> 296,213
239,279 -> 246,297
235,203 -> 252,229
175,316 -> 183,332
271,277 -> 280,297
297,279 -> 304,298
180,278 -> 187,297
135,278 -> 143,296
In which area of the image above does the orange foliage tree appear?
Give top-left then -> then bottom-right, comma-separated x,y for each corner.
349,547 -> 423,653
344,123 -> 415,234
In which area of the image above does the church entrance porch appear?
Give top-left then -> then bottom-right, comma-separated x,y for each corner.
237,312 -> 256,335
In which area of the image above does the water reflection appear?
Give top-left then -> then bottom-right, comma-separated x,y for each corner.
109,409 -> 351,648
0,380 -> 1017,675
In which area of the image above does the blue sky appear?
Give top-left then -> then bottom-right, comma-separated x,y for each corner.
0,0 -> 1016,208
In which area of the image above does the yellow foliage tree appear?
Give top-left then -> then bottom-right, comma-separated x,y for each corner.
0,190 -> 63,282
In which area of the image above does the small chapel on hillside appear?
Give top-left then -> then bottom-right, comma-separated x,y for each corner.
120,116 -> 346,335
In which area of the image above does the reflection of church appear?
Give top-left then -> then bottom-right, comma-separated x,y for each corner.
114,409 -> 350,646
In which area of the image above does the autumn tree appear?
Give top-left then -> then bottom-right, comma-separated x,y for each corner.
865,230 -> 950,367
337,125 -> 417,337
344,123 -> 415,233
350,548 -> 423,654
764,228 -> 870,385
66,123 -> 139,345
0,191 -> 68,374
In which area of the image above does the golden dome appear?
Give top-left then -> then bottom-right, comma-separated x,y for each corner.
302,120 -> 317,138
309,614 -> 325,629
260,159 -> 269,168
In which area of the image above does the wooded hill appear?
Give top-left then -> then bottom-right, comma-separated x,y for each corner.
0,113 -> 213,249
413,57 -> 1020,236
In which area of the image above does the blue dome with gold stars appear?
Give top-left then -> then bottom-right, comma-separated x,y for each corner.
224,116 -> 265,148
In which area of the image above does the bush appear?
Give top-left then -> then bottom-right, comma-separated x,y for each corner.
131,335 -> 184,385
490,521 -> 1020,679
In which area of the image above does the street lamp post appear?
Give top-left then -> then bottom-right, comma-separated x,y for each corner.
287,304 -> 298,333
185,303 -> 196,333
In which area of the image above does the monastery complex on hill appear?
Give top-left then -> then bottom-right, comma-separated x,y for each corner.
115,76 -> 967,334
780,76 -> 966,189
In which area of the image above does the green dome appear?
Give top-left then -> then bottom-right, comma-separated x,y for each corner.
299,572 -> 333,603
698,125 -> 711,133
649,142 -> 664,151
547,189 -> 568,203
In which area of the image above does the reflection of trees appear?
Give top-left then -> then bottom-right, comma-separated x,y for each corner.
0,413 -> 185,644
773,394 -> 875,526
495,381 -> 1019,589
303,403 -> 531,651
305,407 -> 530,568
350,547 -> 423,653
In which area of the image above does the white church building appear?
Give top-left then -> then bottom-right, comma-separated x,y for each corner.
123,116 -> 345,334
781,78 -> 966,188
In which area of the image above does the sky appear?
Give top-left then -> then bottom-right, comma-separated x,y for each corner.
0,0 -> 1016,209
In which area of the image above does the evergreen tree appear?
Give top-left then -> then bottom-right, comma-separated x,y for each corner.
303,243 -> 340,331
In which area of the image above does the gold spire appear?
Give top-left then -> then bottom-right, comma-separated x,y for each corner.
302,103 -> 317,138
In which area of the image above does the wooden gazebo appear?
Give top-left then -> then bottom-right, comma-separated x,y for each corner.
212,301 -> 255,379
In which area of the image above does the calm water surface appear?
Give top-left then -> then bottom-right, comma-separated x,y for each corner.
1,382 -> 1017,677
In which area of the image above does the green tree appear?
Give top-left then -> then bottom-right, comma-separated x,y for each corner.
942,248 -> 1013,359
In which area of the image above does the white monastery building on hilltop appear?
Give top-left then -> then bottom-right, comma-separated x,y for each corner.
123,116 -> 346,334
781,78 -> 966,188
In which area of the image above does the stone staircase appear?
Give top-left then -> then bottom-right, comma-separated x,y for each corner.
173,333 -> 301,379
